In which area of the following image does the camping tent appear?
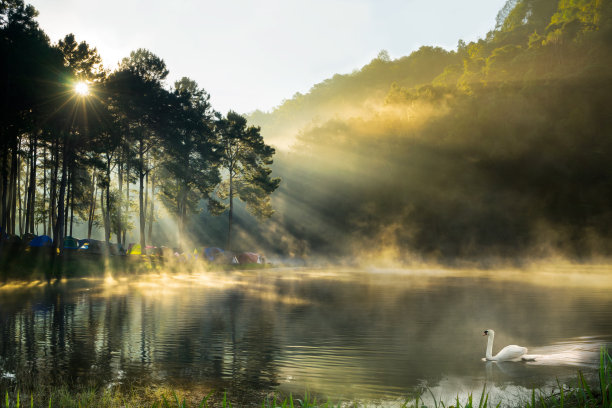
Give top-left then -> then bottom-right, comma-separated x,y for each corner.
78,239 -> 119,255
28,235 -> 52,247
237,252 -> 262,265
21,233 -> 35,245
128,243 -> 141,255
77,239 -> 100,253
63,236 -> 79,250
204,247 -> 224,262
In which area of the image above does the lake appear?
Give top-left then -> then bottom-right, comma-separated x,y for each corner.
1,264 -> 611,406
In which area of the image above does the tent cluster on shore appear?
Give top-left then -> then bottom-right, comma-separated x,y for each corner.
0,232 -> 266,265
125,243 -> 265,265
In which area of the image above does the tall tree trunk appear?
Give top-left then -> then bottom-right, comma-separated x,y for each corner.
177,202 -> 181,241
64,168 -> 70,238
144,169 -> 149,244
9,142 -> 19,235
7,144 -> 15,235
148,173 -> 154,243
87,172 -> 97,240
100,187 -> 106,242
9,165 -> 16,235
23,140 -> 29,232
117,161 -> 122,248
0,145 -> 8,232
181,202 -> 187,249
18,153 -> 24,236
123,159 -> 129,248
30,136 -> 37,234
42,144 -> 47,236
49,141 -> 59,240
101,184 -> 110,244
227,169 -> 233,252
101,157 -> 111,244
69,176 -> 74,237
25,134 -> 36,234
53,140 -> 67,254
138,140 -> 145,253
105,167 -> 111,244
177,189 -> 184,247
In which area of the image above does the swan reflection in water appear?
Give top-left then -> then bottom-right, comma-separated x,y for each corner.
485,360 -> 529,378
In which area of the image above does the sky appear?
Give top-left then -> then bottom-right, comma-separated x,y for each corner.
28,0 -> 508,114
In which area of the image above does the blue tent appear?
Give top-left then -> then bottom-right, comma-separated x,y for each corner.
29,235 -> 52,247
204,247 -> 224,261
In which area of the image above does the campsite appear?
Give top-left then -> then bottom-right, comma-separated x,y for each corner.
0,231 -> 267,281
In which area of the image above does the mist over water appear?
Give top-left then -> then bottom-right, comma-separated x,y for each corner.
1,266 -> 611,405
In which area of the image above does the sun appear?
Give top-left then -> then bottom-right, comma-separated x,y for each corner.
74,81 -> 89,96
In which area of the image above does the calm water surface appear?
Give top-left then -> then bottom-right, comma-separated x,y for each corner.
1,266 -> 612,406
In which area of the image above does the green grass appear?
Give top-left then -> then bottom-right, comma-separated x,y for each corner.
2,348 -> 610,408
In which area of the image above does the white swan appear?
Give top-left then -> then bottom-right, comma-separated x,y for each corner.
483,329 -> 530,361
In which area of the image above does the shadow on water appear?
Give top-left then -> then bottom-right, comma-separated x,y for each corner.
0,266 -> 611,405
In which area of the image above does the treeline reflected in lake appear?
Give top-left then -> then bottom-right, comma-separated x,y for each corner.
1,267 -> 612,404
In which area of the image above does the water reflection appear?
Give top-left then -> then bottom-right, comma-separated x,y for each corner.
1,267 -> 611,404
0,274 -> 283,392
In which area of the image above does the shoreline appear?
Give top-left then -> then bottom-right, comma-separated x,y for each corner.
0,252 -> 272,283
0,360 -> 608,408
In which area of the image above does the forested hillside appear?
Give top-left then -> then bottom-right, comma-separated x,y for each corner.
238,0 -> 612,263
248,46 -> 460,149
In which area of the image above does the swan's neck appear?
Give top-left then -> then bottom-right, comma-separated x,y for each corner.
486,333 -> 494,360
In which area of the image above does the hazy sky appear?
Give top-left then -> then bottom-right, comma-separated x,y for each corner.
28,0 -> 507,114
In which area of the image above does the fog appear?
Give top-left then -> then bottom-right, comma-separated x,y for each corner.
208,0 -> 612,265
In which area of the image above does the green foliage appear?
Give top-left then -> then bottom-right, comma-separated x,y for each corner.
241,0 -> 612,262
158,77 -> 220,239
216,113 -> 278,211
248,46 -> 459,148
120,48 -> 169,83
215,111 -> 280,248
601,347 -> 612,407
57,33 -> 104,81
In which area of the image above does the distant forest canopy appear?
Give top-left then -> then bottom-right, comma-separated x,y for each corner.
0,0 -> 279,255
241,0 -> 612,263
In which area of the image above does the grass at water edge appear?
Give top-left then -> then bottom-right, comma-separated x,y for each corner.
2,348 -> 611,408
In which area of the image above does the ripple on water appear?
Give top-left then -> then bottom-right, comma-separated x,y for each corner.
526,336 -> 609,368
1,268 -> 611,404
